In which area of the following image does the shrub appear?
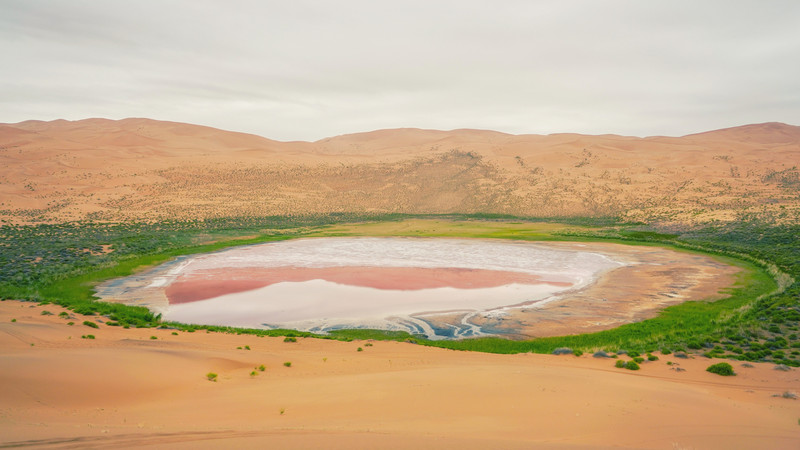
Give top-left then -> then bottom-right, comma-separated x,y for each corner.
40,310 -> 53,316
82,320 -> 99,329
357,347 -> 363,352
171,332 -> 178,335
573,350 -> 584,357
625,361 -> 640,371
593,351 -> 611,358
633,357 -> 644,363
661,348 -> 672,355
283,361 -> 292,367
647,353 -> 659,361
706,362 -> 735,376
552,347 -> 573,355
250,370 -> 258,377
206,372 -> 218,382
627,351 -> 641,358
81,334 -> 95,339
58,312 -> 69,318
244,345 -> 251,350
258,364 -> 266,372
774,364 -> 791,371
284,337 -> 297,343
615,360 -> 626,368
150,336 -> 157,340
10,318 -> 16,323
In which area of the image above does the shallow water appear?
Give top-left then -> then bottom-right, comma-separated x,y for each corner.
96,237 -> 625,339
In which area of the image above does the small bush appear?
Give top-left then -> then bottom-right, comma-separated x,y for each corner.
83,320 -> 99,329
615,360 -> 626,368
150,336 -> 157,340
627,351 -> 641,358
81,334 -> 95,339
660,348 -> 672,355
250,370 -> 258,377
283,361 -> 292,367
206,372 -> 218,382
10,318 -> 16,323
625,361 -> 640,371
357,347 -> 363,352
244,345 -> 251,350
674,352 -> 688,359
552,347 -> 573,355
573,350 -> 584,357
40,310 -> 53,316
171,332 -> 178,335
593,351 -> 611,358
258,364 -> 266,372
365,342 -> 373,347
633,357 -> 644,363
58,312 -> 69,318
647,353 -> 659,361
284,337 -> 297,343
774,364 -> 792,371
706,362 -> 735,376
741,363 -> 755,368
67,321 -> 74,326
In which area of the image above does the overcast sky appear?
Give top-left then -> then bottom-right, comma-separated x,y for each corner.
2,1 -> 799,141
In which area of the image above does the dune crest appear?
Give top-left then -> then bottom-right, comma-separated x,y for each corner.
1,118 -> 798,224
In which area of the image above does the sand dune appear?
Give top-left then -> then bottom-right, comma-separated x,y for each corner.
2,299 -> 799,449
1,118 -> 798,224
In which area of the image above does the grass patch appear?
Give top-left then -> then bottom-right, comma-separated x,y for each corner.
706,362 -> 736,376
0,214 -> 796,363
206,372 -> 218,382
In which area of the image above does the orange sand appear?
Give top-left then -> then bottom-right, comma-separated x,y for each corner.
165,266 -> 565,303
1,118 -> 798,225
2,299 -> 798,449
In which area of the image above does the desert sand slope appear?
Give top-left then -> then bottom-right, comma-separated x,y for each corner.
0,118 -> 798,224
1,300 -> 798,449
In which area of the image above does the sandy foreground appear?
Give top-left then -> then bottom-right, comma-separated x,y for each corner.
1,300 -> 799,449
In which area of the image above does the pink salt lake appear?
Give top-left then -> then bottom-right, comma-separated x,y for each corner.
95,237 -> 624,339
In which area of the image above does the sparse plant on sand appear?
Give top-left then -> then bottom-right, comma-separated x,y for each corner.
249,370 -> 258,377
244,345 -> 250,350
206,372 -> 218,382
357,347 -> 363,352
171,331 -> 178,335
58,311 -> 69,318
82,320 -> 99,329
615,360 -> 640,370
10,318 -> 16,322
706,362 -> 735,376
150,335 -> 157,340
283,361 -> 292,367
81,334 -> 95,339
40,310 -> 53,315
284,337 -> 297,343
258,364 -> 266,371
